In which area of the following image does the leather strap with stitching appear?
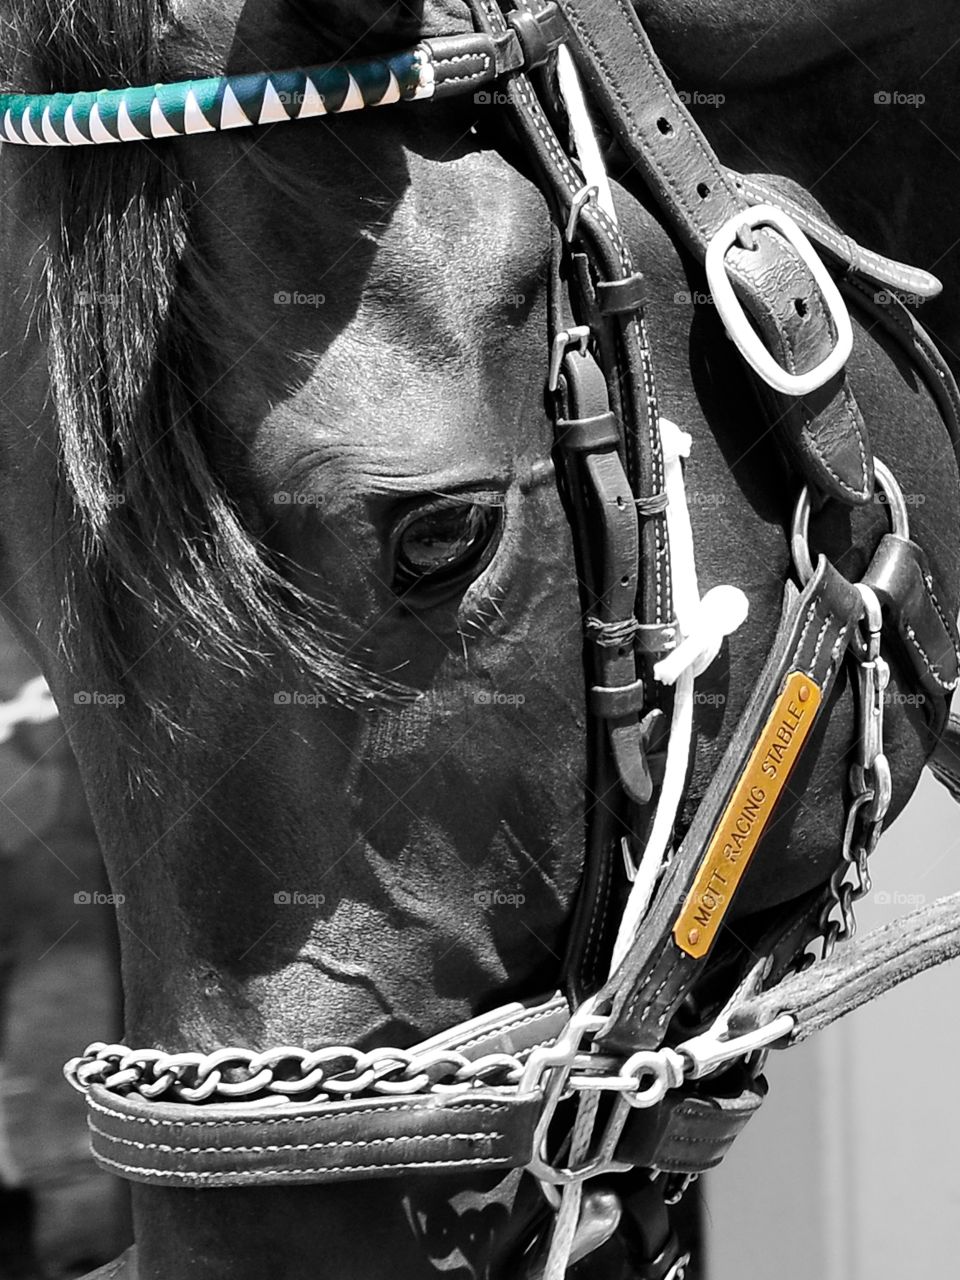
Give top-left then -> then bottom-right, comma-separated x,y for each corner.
598,558 -> 865,1055
86,1086 -> 541,1187
554,0 -> 874,506
467,0 -> 676,994
729,889 -> 960,1045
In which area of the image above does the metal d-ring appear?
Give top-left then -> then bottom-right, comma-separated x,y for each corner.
791,457 -> 910,586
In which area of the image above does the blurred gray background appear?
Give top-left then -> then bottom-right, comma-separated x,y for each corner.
705,770 -> 960,1279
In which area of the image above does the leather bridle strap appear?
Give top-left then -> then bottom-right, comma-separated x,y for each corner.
468,0 -> 678,988
729,889 -> 960,1045
553,0 -> 873,508
71,987 -> 763,1183
84,1085 -> 542,1187
598,558 -> 864,1054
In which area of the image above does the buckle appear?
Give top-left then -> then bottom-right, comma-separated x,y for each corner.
547,323 -> 591,392
705,203 -> 853,397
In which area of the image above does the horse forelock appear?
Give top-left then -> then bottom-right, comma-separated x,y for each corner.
4,0 -> 411,749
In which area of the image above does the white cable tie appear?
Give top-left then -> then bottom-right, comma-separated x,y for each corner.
655,584 -> 749,687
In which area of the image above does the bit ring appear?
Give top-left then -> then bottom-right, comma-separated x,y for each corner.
791,458 -> 909,586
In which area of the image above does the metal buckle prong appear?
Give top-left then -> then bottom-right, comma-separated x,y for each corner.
678,1013 -> 795,1081
565,182 -> 599,243
547,323 -> 592,393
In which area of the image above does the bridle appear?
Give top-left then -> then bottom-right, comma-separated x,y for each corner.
8,2 -> 960,1276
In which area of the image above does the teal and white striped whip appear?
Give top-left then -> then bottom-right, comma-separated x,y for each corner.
0,42 -> 464,147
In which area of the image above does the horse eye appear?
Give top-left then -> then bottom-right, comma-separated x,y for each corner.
391,500 -> 503,602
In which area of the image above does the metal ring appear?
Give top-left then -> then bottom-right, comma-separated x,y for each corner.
619,1051 -> 675,1109
791,457 -> 910,586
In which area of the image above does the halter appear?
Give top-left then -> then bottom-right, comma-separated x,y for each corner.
12,2 -> 959,1277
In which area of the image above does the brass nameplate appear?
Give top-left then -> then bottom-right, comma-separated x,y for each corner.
674,670 -> 823,959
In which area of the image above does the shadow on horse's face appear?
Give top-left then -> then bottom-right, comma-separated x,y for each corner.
96,111 -> 591,1053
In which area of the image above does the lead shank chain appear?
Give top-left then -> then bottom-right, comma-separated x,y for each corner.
819,584 -> 891,959
65,1041 -> 528,1104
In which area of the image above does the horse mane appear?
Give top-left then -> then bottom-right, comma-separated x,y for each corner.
1,1 -> 391,742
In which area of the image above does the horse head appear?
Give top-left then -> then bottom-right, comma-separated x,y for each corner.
0,1 -> 958,1277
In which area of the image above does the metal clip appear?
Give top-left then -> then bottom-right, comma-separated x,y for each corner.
850,582 -> 892,825
547,324 -> 592,393
522,998 -> 636,1186
522,1001 -> 689,1186
677,1014 -> 795,1081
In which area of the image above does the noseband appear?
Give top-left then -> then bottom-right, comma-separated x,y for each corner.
11,3 -> 960,1277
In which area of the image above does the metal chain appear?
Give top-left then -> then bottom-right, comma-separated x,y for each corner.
817,585 -> 891,960
64,1041 -> 528,1105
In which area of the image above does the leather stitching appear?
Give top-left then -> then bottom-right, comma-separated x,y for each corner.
564,0 -> 840,394
739,175 -> 936,295
88,1094 -> 508,1130
91,1151 -> 509,1180
922,571 -> 960,665
903,620 -> 959,691
89,1122 -> 496,1156
564,0 -> 734,216
845,276 -> 960,442
801,381 -> 869,499
434,52 -> 491,84
583,825 -> 613,987
620,587 -> 838,1034
805,616 -> 832,676
452,1005 -> 564,1055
